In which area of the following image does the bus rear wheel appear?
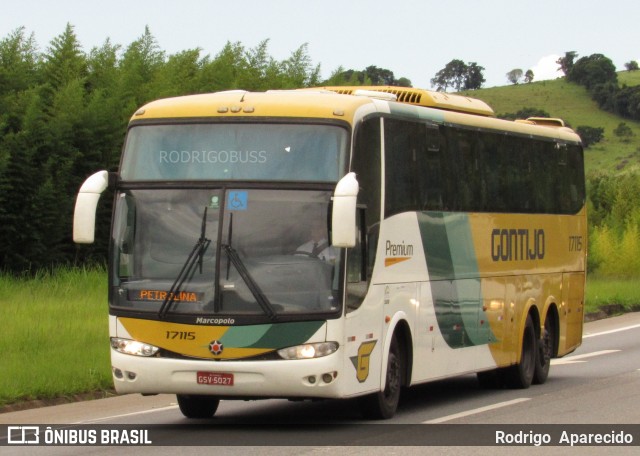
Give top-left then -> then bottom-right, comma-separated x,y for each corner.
533,316 -> 555,384
359,335 -> 403,420
177,395 -> 220,419
505,315 -> 536,389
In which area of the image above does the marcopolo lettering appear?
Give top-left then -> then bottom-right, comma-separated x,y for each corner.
491,228 -> 545,262
159,150 -> 267,164
195,317 -> 236,325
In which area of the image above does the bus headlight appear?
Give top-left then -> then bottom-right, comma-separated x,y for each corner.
277,342 -> 338,360
111,338 -> 159,357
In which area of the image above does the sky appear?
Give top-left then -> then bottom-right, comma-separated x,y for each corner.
2,0 -> 639,89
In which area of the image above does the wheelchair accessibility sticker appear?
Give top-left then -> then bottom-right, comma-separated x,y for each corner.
228,191 -> 248,210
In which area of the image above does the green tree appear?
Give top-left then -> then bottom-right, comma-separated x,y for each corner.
613,122 -> 634,142
0,89 -> 53,272
431,59 -> 467,92
524,69 -> 534,83
323,65 -> 410,87
464,62 -> 485,90
557,51 -> 577,76
153,48 -> 204,97
86,39 -> 120,95
624,60 -> 639,71
0,28 -> 40,141
281,43 -> 321,88
568,53 -> 617,90
237,39 -> 280,90
506,68 -> 523,85
117,26 -> 165,114
498,107 -> 550,121
363,65 -> 396,86
200,41 -> 246,91
0,27 -> 39,97
431,60 -> 485,92
576,126 -> 604,148
42,23 -> 87,91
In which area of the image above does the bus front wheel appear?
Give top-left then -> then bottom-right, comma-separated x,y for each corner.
177,395 -> 220,419
359,335 -> 403,420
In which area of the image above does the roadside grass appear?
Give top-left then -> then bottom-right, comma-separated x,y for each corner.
0,268 -> 637,407
585,275 -> 640,314
0,267 -> 111,407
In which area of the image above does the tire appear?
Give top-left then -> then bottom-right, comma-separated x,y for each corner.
505,315 -> 536,389
359,335 -> 403,419
533,316 -> 554,385
177,395 -> 220,419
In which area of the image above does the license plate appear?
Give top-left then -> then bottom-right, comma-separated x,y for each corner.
197,371 -> 234,386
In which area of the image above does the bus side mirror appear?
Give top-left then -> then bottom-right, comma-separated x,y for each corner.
331,172 -> 359,248
73,170 -> 109,244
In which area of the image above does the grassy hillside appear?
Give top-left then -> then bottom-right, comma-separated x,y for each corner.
460,72 -> 640,174
618,70 -> 640,87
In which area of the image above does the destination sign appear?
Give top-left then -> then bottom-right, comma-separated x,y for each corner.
129,290 -> 204,303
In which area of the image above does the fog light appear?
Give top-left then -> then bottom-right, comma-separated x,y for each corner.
127,371 -> 137,380
113,368 -> 123,379
308,375 -> 316,384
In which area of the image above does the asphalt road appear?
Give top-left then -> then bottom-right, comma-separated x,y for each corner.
2,313 -> 640,455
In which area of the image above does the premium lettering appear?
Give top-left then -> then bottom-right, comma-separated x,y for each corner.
386,240 -> 414,257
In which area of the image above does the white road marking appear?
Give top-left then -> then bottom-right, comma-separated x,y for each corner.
422,398 -> 530,424
551,349 -> 620,365
74,404 -> 179,424
583,323 -> 640,339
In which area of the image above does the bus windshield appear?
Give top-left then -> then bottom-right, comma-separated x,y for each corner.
111,188 -> 341,319
120,123 -> 348,182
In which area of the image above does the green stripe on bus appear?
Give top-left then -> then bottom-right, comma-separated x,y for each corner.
418,212 -> 496,348
221,321 -> 325,349
388,103 -> 445,123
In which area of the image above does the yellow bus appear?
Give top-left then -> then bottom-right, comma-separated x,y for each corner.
74,86 -> 586,419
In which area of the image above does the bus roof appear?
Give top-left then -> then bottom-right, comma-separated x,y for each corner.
130,87 -> 581,144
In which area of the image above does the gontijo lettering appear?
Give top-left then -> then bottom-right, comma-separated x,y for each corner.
491,228 -> 545,262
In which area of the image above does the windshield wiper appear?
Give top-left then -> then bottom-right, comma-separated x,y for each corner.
222,244 -> 277,320
158,208 -> 210,319
221,212 -> 277,320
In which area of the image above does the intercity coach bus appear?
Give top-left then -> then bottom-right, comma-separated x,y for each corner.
73,86 -> 586,419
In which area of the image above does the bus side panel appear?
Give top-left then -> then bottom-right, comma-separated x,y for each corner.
413,280 -> 497,383
559,272 -> 585,355
342,285 -> 386,397
342,212 -> 427,396
412,212 -> 498,383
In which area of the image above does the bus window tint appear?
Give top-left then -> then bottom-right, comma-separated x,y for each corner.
120,123 -> 347,183
384,120 -> 585,217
